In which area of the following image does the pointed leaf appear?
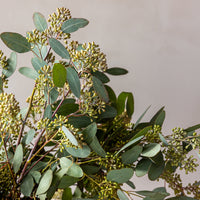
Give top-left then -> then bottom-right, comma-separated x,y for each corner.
93,71 -> 110,83
3,52 -> 17,78
53,63 -> 67,87
62,126 -> 78,146
150,107 -> 165,125
13,144 -> 23,173
117,189 -> 129,200
133,105 -> 151,130
66,67 -> 80,98
126,180 -> 135,189
159,133 -> 168,146
107,168 -> 134,184
61,18 -> 89,33
82,122 -> 97,144
44,105 -> 52,119
68,116 -> 92,128
48,88 -> 59,104
25,129 -> 35,145
184,124 -> 200,132
19,67 -> 39,80
106,67 -> 128,75
99,105 -> 117,119
33,12 -> 48,32
105,85 -> 117,105
62,188 -> 72,200
21,174 -> 34,197
49,38 -> 70,59
121,145 -> 143,164
31,57 -> 47,72
92,76 -> 109,103
0,32 -> 31,53
36,169 -> 53,195
89,136 -> 106,157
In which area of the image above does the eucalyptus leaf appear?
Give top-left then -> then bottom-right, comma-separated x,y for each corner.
126,180 -> 136,189
62,126 -> 78,146
184,124 -> 200,132
93,71 -> 110,83
53,63 -> 67,87
19,67 -> 39,80
58,175 -> 79,189
89,136 -> 106,157
30,171 -> 41,184
82,122 -> 97,144
21,174 -> 34,197
0,32 -> 31,53
141,143 -> 161,158
92,76 -> 109,103
49,38 -> 70,59
48,88 -> 59,104
121,145 -> 143,164
31,57 -> 47,72
3,52 -> 17,78
0,77 -> 3,93
150,107 -> 165,125
66,67 -> 81,98
25,129 -> 35,145
106,67 -> 128,75
62,188 -> 72,200
98,105 -> 117,119
68,116 -> 92,128
62,18 -> 89,33
159,133 -> 168,146
148,162 -> 165,181
135,158 -> 152,177
105,85 -> 117,105
44,104 -> 52,119
33,12 -> 48,32
13,144 -> 23,173
66,145 -> 91,158
107,168 -> 134,184
57,103 -> 79,116
36,169 -> 53,195
117,189 -> 129,200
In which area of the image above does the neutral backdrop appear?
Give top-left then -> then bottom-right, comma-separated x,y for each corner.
0,0 -> 200,197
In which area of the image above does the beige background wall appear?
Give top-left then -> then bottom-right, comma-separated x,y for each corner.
0,0 -> 200,197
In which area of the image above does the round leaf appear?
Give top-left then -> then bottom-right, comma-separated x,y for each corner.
82,122 -> 97,144
53,63 -> 67,87
61,18 -> 89,33
107,168 -> 134,184
20,174 -> 34,197
148,162 -> 165,181
36,169 -> 53,195
141,143 -> 161,158
0,32 -> 31,53
135,159 -> 152,177
66,145 -> 91,158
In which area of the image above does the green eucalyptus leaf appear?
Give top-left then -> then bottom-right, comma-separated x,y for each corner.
148,162 -> 165,181
154,110 -> 165,126
99,105 -> 117,119
92,76 -> 109,103
19,67 -> 39,80
49,38 -> 70,59
166,196 -> 197,200
58,175 -> 79,189
135,158 -> 152,177
53,63 -> 67,87
126,180 -> 136,189
68,116 -> 92,128
105,85 -> 117,105
106,67 -> 128,75
141,143 -> 161,158
66,67 -> 81,98
0,32 -> 31,53
116,136 -> 144,155
67,163 -> 83,178
33,12 -> 48,32
89,136 -> 106,157
36,169 -> 53,195
62,126 -> 78,146
30,161 -> 47,172
20,174 -> 34,197
13,144 -> 23,173
31,57 -> 47,72
30,171 -> 41,184
107,168 -> 134,184
61,18 -> 89,33
3,52 -> 17,78
62,188 -> 72,200
117,189 -> 129,200
159,133 -> 168,146
81,165 -> 100,175
184,124 -> 200,132
66,145 -> 91,158
93,71 -> 110,83
25,129 -> 35,145
133,105 -> 151,130
32,44 -> 47,60
82,122 -> 97,144
57,103 -> 79,116
121,145 -> 143,164
150,107 -> 165,125
44,105 -> 52,119
48,88 -> 59,104
0,77 -> 3,93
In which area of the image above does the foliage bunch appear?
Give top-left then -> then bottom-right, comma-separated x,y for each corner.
0,8 -> 200,200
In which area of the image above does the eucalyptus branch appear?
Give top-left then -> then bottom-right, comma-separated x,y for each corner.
17,86 -> 36,146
